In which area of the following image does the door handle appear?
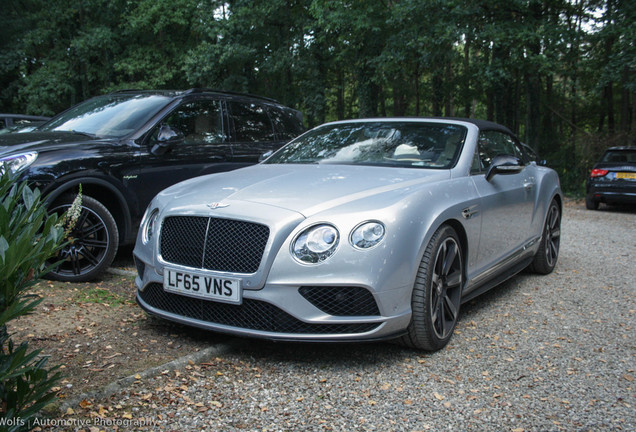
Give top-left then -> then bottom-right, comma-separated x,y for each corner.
523,181 -> 534,191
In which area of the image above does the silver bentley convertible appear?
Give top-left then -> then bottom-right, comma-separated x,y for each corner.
133,118 -> 562,351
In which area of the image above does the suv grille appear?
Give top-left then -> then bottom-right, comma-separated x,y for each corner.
160,216 -> 269,273
299,286 -> 380,316
139,283 -> 380,335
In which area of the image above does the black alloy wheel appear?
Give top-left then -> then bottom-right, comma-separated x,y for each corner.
400,225 -> 463,351
46,195 -> 119,282
529,199 -> 561,274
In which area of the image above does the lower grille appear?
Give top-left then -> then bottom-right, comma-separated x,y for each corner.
299,286 -> 380,316
139,283 -> 380,335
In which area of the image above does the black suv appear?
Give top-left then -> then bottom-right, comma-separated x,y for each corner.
0,89 -> 304,281
586,146 -> 636,209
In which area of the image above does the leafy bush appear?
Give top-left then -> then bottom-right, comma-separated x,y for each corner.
0,170 -> 79,430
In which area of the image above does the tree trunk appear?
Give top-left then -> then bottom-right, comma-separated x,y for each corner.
444,61 -> 453,117
432,71 -> 443,117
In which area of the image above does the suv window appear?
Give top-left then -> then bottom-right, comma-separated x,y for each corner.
268,107 -> 304,140
475,130 -> 523,172
228,101 -> 275,142
154,99 -> 225,145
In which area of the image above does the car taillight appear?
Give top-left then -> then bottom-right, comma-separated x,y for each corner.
590,169 -> 609,178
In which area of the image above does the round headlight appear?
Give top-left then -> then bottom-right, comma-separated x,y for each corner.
292,224 -> 339,264
351,221 -> 385,249
142,209 -> 159,244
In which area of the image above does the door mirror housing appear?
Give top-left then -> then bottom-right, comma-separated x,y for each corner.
486,155 -> 524,181
151,125 -> 184,155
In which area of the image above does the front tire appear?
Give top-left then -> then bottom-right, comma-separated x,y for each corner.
46,195 -> 119,282
400,225 -> 463,351
529,199 -> 561,274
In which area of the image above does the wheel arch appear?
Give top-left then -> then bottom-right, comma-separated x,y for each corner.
410,216 -> 470,290
44,177 -> 133,245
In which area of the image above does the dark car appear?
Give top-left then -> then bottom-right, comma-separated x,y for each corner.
0,89 -> 304,281
0,114 -> 50,131
586,147 -> 636,210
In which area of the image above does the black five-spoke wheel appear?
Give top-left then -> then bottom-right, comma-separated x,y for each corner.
46,195 -> 119,282
401,225 -> 463,351
530,199 -> 561,274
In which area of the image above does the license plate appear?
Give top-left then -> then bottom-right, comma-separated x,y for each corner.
616,172 -> 636,179
163,269 -> 241,304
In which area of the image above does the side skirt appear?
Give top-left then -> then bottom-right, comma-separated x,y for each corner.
460,256 -> 533,304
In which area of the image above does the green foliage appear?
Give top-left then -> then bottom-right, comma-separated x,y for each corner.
75,287 -> 130,306
0,170 -> 68,429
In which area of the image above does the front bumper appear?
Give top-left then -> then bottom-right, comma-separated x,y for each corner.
134,256 -> 412,343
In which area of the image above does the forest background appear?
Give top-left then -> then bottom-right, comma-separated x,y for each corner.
1,0 -> 634,194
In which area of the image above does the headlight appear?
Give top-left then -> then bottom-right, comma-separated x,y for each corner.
351,221 -> 385,249
142,208 -> 159,244
292,224 -> 339,264
0,152 -> 38,174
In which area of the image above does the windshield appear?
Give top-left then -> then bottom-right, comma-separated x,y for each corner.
39,94 -> 172,138
265,121 -> 467,169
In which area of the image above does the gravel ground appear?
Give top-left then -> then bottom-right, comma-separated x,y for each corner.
43,202 -> 635,431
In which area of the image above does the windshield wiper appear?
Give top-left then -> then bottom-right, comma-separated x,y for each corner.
68,130 -> 97,138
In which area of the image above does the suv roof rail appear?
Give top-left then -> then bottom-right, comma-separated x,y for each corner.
108,88 -> 281,104
184,88 -> 280,104
110,89 -> 146,93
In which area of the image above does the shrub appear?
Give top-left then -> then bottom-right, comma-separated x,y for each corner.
0,170 -> 79,430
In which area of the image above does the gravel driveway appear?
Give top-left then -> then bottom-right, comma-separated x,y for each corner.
51,202 -> 635,431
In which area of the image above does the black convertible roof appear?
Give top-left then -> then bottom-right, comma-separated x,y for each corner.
441,117 -> 514,134
334,117 -> 516,135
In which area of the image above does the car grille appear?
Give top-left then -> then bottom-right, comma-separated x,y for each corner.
139,283 -> 380,335
160,216 -> 269,273
299,286 -> 380,316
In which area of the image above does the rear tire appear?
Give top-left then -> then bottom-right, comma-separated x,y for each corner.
529,200 -> 561,275
585,194 -> 599,210
399,225 -> 463,351
46,195 -> 119,282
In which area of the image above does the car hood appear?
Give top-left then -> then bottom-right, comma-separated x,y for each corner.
158,164 -> 450,217
0,131 -> 110,157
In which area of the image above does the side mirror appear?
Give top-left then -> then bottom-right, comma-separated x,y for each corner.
486,155 -> 524,181
151,125 -> 184,155
259,150 -> 274,162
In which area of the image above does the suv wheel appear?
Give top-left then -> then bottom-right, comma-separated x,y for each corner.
46,195 -> 119,282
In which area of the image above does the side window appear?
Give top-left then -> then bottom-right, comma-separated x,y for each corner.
477,131 -> 523,171
156,99 -> 225,145
268,107 -> 304,141
228,101 -> 275,142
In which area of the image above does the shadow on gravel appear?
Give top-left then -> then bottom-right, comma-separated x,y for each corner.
458,274 -> 524,320
227,338 -> 410,366
588,203 -> 636,214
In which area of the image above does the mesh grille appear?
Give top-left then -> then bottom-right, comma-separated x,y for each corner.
140,283 -> 380,335
160,216 -> 269,273
299,286 -> 380,316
